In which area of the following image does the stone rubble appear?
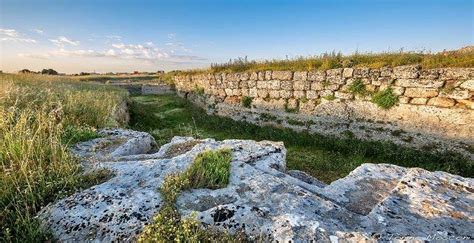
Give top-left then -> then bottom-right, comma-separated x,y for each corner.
39,129 -> 474,242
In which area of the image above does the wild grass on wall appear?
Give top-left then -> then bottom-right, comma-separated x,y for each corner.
0,74 -> 127,242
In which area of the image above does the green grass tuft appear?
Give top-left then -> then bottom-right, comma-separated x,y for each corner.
241,96 -> 253,108
348,79 -> 370,96
372,88 -> 398,109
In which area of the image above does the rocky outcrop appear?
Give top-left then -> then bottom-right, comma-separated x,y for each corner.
39,129 -> 474,242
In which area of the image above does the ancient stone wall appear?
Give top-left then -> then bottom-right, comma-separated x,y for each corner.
174,65 -> 474,156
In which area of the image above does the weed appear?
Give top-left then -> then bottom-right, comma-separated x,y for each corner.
372,88 -> 398,109
241,96 -> 253,108
323,94 -> 336,101
287,119 -> 306,126
193,85 -> 205,96
348,79 -> 369,96
259,113 -> 277,121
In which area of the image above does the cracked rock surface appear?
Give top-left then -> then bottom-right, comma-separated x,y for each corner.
38,129 -> 474,242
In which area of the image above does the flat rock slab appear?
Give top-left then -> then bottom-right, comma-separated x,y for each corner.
38,129 -> 474,242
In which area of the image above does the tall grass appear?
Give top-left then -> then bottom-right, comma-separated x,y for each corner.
181,49 -> 474,74
0,74 -> 127,242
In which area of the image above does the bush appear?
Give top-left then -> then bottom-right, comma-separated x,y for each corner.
241,96 -> 253,108
372,87 -> 398,109
348,79 -> 369,96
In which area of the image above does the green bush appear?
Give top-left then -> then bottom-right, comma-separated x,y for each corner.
372,87 -> 398,109
348,79 -> 369,96
241,96 -> 253,108
323,94 -> 336,101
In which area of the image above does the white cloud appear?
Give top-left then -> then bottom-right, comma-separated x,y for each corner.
49,36 -> 80,46
0,28 -> 37,43
167,33 -> 176,39
32,29 -> 44,34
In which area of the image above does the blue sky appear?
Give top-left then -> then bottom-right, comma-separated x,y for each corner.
0,0 -> 472,73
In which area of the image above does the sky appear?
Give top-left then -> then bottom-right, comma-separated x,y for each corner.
0,0 -> 473,73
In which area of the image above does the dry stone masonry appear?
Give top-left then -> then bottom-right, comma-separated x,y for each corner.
38,129 -> 474,242
174,65 -> 474,157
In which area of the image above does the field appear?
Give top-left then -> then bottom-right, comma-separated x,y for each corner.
129,94 -> 473,183
178,48 -> 474,74
0,74 -> 127,242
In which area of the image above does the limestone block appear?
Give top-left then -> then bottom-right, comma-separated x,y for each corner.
326,84 -> 340,91
232,89 -> 242,96
224,96 -> 240,105
239,80 -> 249,88
249,88 -> 258,98
457,99 -> 474,109
257,81 -> 268,89
380,67 -> 393,77
269,90 -> 281,99
286,98 -> 298,110
353,68 -> 370,78
366,84 -> 377,92
410,97 -> 428,105
293,71 -> 308,81
293,90 -> 306,99
404,88 -> 438,98
258,71 -> 265,81
439,89 -> 470,100
399,96 -> 410,104
395,79 -> 444,88
224,88 -> 233,96
391,86 -> 405,96
306,90 -> 319,99
279,90 -> 293,99
265,71 -> 273,80
257,89 -> 269,98
419,69 -> 439,79
343,68 -> 354,78
393,65 -> 420,79
280,81 -> 294,91
299,100 -> 316,114
326,68 -> 343,78
249,72 -> 258,81
307,70 -> 326,81
268,80 -> 281,90
369,69 -> 381,79
439,68 -> 471,80
311,81 -> 324,91
272,71 -> 293,80
320,90 -> 334,97
427,97 -> 455,108
247,80 -> 257,88
241,88 -> 249,96
335,91 -> 354,100
460,80 -> 474,91
240,72 -> 250,81
217,89 -> 226,97
293,81 -> 311,91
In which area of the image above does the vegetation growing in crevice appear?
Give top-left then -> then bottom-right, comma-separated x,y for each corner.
193,85 -> 205,96
284,99 -> 299,113
241,96 -> 253,108
139,149 -> 242,242
372,87 -> 398,109
348,79 -> 370,96
322,94 -> 336,101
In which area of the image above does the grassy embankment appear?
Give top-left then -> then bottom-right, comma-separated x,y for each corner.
177,48 -> 474,74
129,94 -> 473,183
0,73 -> 127,242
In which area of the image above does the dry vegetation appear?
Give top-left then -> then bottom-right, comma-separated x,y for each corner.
179,48 -> 474,74
0,73 -> 127,242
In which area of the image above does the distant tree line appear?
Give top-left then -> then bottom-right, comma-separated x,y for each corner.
18,68 -> 59,75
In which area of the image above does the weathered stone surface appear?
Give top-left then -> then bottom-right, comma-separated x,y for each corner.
334,91 -> 354,100
306,90 -> 319,99
293,71 -> 308,81
395,79 -> 444,88
39,130 -> 474,242
307,70 -> 326,81
393,65 -> 420,79
293,80 -> 311,91
410,97 -> 428,105
405,88 -> 438,98
343,68 -> 354,78
427,97 -> 456,108
460,80 -> 474,91
293,90 -> 306,99
272,71 -> 293,80
439,89 -> 470,100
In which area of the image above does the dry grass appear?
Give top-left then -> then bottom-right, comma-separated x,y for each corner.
0,73 -> 127,242
179,49 -> 474,74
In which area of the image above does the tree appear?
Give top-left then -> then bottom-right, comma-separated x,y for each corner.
19,69 -> 32,74
41,69 -> 58,75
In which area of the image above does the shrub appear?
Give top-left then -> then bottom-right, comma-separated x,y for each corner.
323,94 -> 336,101
372,87 -> 398,109
140,149 -> 234,242
348,79 -> 369,96
193,85 -> 205,95
241,96 -> 253,108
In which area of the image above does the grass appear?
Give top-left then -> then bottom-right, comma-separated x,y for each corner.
348,79 -> 370,96
178,48 -> 474,74
139,149 -> 238,242
241,96 -> 253,108
129,94 -> 473,183
372,88 -> 399,109
0,73 -> 127,242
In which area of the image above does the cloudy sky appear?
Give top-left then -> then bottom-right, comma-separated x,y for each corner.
0,0 -> 472,73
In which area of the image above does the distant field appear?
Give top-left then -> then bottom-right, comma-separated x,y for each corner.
179,48 -> 474,74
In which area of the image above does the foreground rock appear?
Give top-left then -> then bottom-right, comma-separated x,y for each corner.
38,129 -> 474,242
